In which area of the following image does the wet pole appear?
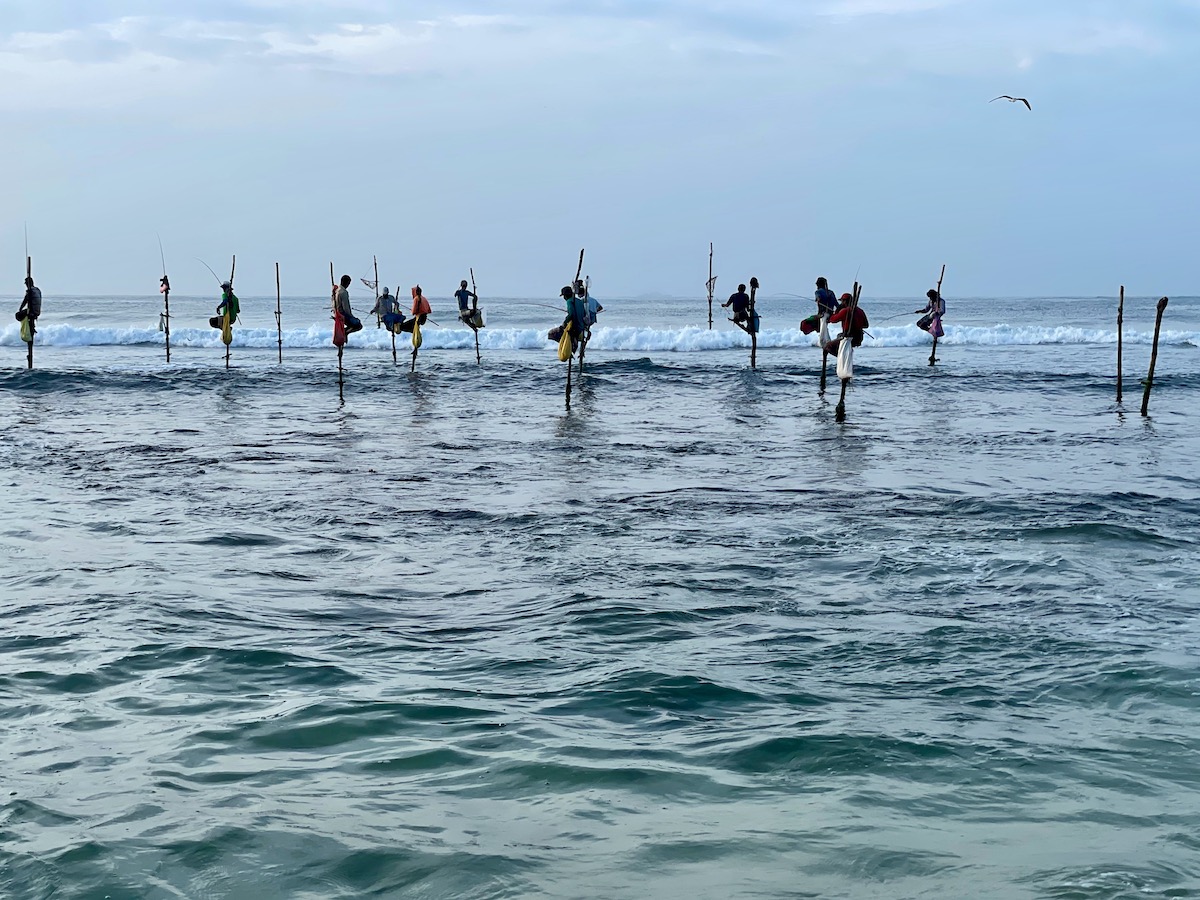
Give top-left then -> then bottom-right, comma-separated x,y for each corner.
410,305 -> 419,374
1115,285 -> 1124,404
470,267 -> 481,365
565,353 -> 572,410
1140,296 -> 1168,417
749,276 -> 759,370
225,254 -> 236,370
391,285 -> 398,365
332,262 -> 344,401
275,262 -> 283,363
24,252 -> 33,370
929,264 -> 945,366
578,276 -> 591,375
158,236 -> 171,363
706,243 -> 715,330
835,282 -> 861,423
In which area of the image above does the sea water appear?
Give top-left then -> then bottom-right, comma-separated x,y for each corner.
1,291 -> 1198,899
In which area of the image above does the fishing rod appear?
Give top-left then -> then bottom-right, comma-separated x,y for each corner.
196,257 -> 224,286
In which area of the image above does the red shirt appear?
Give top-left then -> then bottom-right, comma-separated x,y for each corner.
829,305 -> 868,337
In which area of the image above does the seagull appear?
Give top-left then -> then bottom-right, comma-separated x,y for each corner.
991,95 -> 1031,110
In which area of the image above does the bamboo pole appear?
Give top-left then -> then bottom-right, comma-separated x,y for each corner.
470,267 -> 481,365
749,276 -> 759,370
565,355 -> 572,410
158,237 -> 171,364
1116,285 -> 1124,404
225,254 -> 236,370
331,262 -> 343,401
1140,296 -> 1168,417
391,284 -> 398,366
820,350 -> 828,394
25,254 -> 33,370
275,263 -> 283,363
706,243 -> 715,330
835,282 -> 862,423
578,276 -> 591,375
162,275 -> 171,364
929,264 -> 945,367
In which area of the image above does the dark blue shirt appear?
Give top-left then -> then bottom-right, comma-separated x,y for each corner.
728,291 -> 750,314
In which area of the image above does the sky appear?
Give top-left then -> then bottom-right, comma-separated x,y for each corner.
2,0 -> 1198,299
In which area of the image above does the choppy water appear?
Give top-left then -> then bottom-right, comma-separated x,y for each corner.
2,291 -> 1198,899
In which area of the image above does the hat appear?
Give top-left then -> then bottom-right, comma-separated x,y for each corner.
840,293 -> 853,301
221,281 -> 231,289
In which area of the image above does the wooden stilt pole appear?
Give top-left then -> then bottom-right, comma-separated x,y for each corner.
225,254 -> 236,370
578,276 -> 590,375
929,264 -> 945,367
163,279 -> 171,364
706,243 -> 715,330
331,262 -> 344,399
158,237 -> 171,364
565,356 -> 572,410
835,282 -> 862,423
275,262 -> 283,364
820,350 -> 828,394
749,276 -> 759,370
1140,296 -> 1168,417
391,285 -> 399,365
1116,285 -> 1124,404
25,254 -> 33,370
470,267 -> 481,365
835,379 -> 849,422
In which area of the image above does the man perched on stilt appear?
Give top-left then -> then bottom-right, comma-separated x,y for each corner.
209,281 -> 240,342
915,288 -> 945,337
722,283 -> 751,329
16,276 -> 41,339
333,275 -> 364,336
455,280 -> 481,326
824,295 -> 869,356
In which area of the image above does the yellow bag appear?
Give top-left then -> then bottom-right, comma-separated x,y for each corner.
221,310 -> 233,346
19,318 -> 33,343
412,319 -> 423,350
557,322 -> 574,362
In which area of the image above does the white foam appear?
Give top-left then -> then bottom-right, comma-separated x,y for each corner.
2,321 -> 1196,351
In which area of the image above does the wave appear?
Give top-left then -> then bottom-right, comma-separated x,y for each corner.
2,321 -> 1197,351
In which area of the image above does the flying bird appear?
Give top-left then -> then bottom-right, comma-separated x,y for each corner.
991,95 -> 1031,110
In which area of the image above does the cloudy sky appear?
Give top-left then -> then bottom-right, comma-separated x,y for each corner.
2,1 -> 1197,298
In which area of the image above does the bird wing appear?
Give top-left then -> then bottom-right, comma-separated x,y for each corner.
990,96 -> 1009,102
1020,98 -> 1031,110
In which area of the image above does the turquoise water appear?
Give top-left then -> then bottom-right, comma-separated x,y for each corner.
2,294 -> 1198,899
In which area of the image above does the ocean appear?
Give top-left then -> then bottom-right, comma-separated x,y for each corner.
2,290 -> 1198,899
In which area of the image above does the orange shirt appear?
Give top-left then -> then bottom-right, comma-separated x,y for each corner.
411,287 -> 431,316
